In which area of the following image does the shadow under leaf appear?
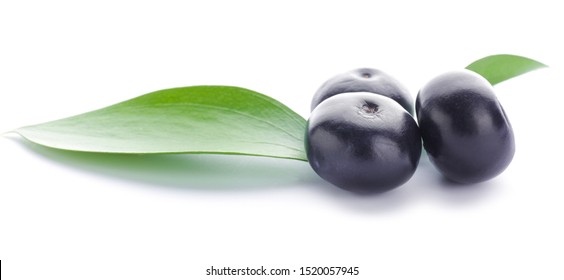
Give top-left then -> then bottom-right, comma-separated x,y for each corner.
14,137 -> 315,191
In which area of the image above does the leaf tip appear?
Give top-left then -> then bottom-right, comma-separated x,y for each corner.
1,130 -> 17,137
465,54 -> 548,85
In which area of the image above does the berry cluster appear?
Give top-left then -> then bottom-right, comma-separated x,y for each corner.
305,68 -> 515,194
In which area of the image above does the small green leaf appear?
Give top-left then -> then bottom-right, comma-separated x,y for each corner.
466,54 -> 547,85
14,86 -> 308,161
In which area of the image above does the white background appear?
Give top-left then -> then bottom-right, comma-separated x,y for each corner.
1,0 -> 563,279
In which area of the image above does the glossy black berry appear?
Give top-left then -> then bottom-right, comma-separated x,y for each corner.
311,68 -> 414,114
416,69 -> 515,184
306,93 -> 422,194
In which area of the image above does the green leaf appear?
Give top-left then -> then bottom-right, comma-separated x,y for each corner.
465,54 -> 547,85
14,86 -> 308,161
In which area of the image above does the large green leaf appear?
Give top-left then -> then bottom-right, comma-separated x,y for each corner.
14,86 -> 308,161
466,54 -> 547,85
